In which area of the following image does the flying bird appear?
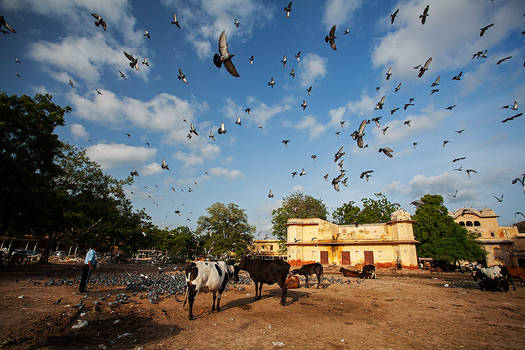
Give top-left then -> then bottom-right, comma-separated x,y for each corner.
443,140 -> 450,147
323,174 -> 329,181
431,89 -> 439,95
431,76 -> 440,87
465,169 -> 477,177
325,25 -> 337,50
213,31 -> 240,77
501,112 -> 523,123
268,189 -> 274,198
130,170 -> 139,177
209,130 -> 215,141
69,79 -> 74,88
311,155 -> 317,160
124,51 -> 139,70
268,76 -> 275,88
301,100 -> 307,110
512,174 -> 525,194
379,147 -> 394,158
413,142 -> 418,149
419,5 -> 429,25
235,116 -> 242,125
360,170 -> 374,179
516,212 -> 525,219
390,107 -> 399,115
171,13 -> 181,28
161,160 -> 170,170
234,18 -> 239,28
218,122 -> 227,134
284,2 -> 292,17
394,82 -> 401,92
452,157 -> 465,162
344,27 -> 350,35
334,146 -> 345,162
306,86 -> 312,96
340,121 -> 346,128
492,194 -> 503,203
290,68 -> 295,79
15,57 -> 21,63
281,55 -> 287,68
382,126 -> 389,135
453,164 -> 463,172
446,105 -> 457,110
0,15 -> 16,33
295,51 -> 301,62
496,56 -> 512,65
456,129 -> 466,134
480,23 -> 494,37
144,30 -> 150,39
126,133 -> 131,137
299,168 -> 306,176
332,172 -> 345,192
178,68 -> 189,84
452,71 -> 462,80
404,103 -> 414,110
142,57 -> 149,66
390,9 -> 399,24
282,139 -> 290,147
411,200 -> 425,207
291,171 -> 297,178
448,190 -> 458,198
500,101 -> 519,110
404,120 -> 411,127
245,108 -> 251,114
418,57 -> 432,77
91,13 -> 106,31
119,70 -> 127,79
96,89 -> 102,95
371,117 -> 382,128
376,96 -> 386,110
386,67 -> 392,80
189,123 -> 198,136
249,56 -> 254,64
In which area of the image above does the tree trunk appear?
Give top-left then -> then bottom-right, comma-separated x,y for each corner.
39,233 -> 56,264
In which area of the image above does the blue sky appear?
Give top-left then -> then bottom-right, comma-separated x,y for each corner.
2,0 -> 525,237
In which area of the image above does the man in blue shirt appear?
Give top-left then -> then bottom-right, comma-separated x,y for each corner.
79,248 -> 96,292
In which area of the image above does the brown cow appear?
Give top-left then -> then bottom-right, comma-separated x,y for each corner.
339,267 -> 360,277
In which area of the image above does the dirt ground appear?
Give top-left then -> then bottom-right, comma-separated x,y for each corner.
1,263 -> 524,350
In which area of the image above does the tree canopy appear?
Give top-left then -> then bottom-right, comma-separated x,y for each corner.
271,192 -> 328,241
196,202 -> 255,257
332,193 -> 400,225
152,226 -> 201,259
412,194 -> 486,264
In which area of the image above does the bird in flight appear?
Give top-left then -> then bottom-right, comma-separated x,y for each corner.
501,113 -> 523,123
465,169 -> 477,177
130,170 -> 139,177
413,142 -> 419,149
512,174 -> 525,194
299,168 -> 306,176
394,82 -> 401,92
0,15 -> 16,33
213,31 -> 240,77
371,117 -> 382,128
245,108 -> 251,114
125,133 -> 131,137
496,56 -> 512,65
404,120 -> 411,127
334,146 -> 345,162
456,129 -> 466,134
452,157 -> 465,162
282,139 -> 290,148
218,122 -> 227,135
69,79 -> 74,88
96,89 -> 102,95
325,25 -> 337,50
419,5 -> 429,25
332,172 -> 345,192
189,123 -> 198,136
91,13 -> 106,31
390,9 -> 399,24
360,170 -> 374,179
161,160 -> 170,170
453,164 -> 463,172
124,51 -> 139,70
479,23 -> 494,37
431,89 -> 439,95
390,107 -> 399,115
404,103 -> 414,110
295,51 -> 301,62
411,200 -> 425,208
268,189 -> 274,198
382,126 -> 389,135
268,76 -> 275,88
142,57 -> 149,66
386,67 -> 392,80
500,101 -> 519,110
235,116 -> 242,125
119,70 -> 127,80
311,155 -> 317,161
492,194 -> 503,203
291,171 -> 298,178
249,56 -> 254,64
431,76 -> 440,87
281,55 -> 287,68
418,57 -> 432,78
376,96 -> 386,110
448,190 -> 458,198
178,68 -> 189,84
290,68 -> 295,78
209,130 -> 215,141
446,105 -> 457,110
234,18 -> 239,28
171,13 -> 181,28
301,100 -> 307,111
284,2 -> 292,17
144,30 -> 150,39
306,86 -> 312,96
379,147 -> 394,158
344,28 -> 350,35
452,71 -> 462,80
443,140 -> 450,147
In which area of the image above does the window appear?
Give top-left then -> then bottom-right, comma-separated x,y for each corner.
270,245 -> 273,251
262,245 -> 265,250
474,221 -> 480,226
490,232 -> 495,237
459,221 -> 465,226
466,221 -> 473,226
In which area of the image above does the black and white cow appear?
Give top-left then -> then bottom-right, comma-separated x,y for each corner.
472,265 -> 515,292
184,260 -> 237,320
361,264 -> 376,279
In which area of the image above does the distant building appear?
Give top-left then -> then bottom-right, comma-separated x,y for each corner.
284,209 -> 419,269
251,239 -> 286,260
450,208 -> 524,267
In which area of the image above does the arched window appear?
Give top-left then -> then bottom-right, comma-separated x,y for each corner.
474,221 -> 480,226
466,221 -> 473,226
490,232 -> 495,237
459,221 -> 465,226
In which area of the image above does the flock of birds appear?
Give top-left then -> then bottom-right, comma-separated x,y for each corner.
3,1 -> 525,227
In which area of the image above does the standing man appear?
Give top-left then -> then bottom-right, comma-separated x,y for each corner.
79,247 -> 96,292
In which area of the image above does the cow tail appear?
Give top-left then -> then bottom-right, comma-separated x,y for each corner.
183,285 -> 188,306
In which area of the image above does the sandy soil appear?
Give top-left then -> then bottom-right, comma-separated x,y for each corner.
1,263 -> 524,350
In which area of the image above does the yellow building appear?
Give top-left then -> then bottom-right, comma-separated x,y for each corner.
285,209 -> 419,269
450,208 -> 522,266
251,239 -> 287,260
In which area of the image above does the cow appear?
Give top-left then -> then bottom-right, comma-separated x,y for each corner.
291,263 -> 323,288
339,267 -> 361,277
361,264 -> 376,279
472,265 -> 515,292
235,257 -> 290,305
184,260 -> 237,320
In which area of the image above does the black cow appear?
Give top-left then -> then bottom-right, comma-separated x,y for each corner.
472,266 -> 515,292
292,263 -> 323,288
361,264 -> 376,279
235,257 -> 290,305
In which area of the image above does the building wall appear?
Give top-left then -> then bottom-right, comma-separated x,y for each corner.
285,209 -> 419,269
251,239 -> 286,259
450,208 -> 520,266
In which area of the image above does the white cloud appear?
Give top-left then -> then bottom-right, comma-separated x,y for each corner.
371,0 -> 524,81
222,96 -> 292,127
292,184 -> 304,192
69,123 -> 90,141
288,106 -> 348,139
209,167 -> 244,180
173,151 -> 205,168
86,143 -> 156,169
298,53 -> 328,88
322,0 -> 363,28
161,0 -> 273,60
141,162 -> 162,176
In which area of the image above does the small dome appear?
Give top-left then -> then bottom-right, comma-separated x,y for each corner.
391,209 -> 412,221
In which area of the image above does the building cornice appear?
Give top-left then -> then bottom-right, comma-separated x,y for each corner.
286,239 -> 419,246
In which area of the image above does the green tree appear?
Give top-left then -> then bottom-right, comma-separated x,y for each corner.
271,192 -> 328,242
155,226 -> 201,259
332,193 -> 400,225
196,202 -> 255,257
0,93 -> 68,238
413,194 -> 486,264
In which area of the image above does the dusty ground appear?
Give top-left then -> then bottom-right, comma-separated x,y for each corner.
1,263 -> 524,350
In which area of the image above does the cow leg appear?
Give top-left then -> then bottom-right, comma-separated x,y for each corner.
254,281 -> 259,300
278,281 -> 287,306
317,274 -> 321,288
258,282 -> 263,299
305,274 -> 309,288
187,284 -> 196,320
212,291 -> 217,311
216,274 -> 228,312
